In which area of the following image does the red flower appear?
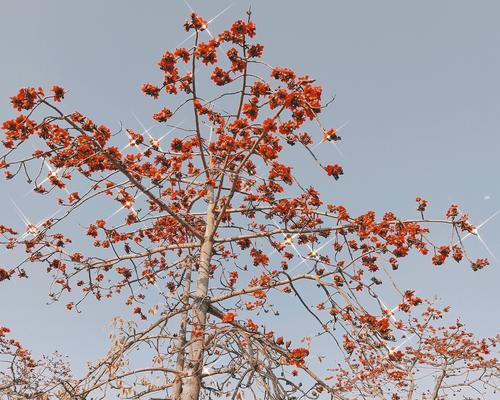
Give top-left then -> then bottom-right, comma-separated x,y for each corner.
141,83 -> 161,99
228,271 -> 238,287
246,319 -> 258,331
246,21 -> 256,37
324,164 -> 343,180
153,107 -> 173,122
321,128 -> 340,142
211,67 -> 232,86
231,20 -> 248,36
222,312 -> 236,323
10,87 -> 39,111
174,47 -> 191,63
251,82 -> 270,97
289,347 -> 309,367
159,51 -> 176,72
452,245 -> 463,262
242,103 -> 259,121
271,67 -> 296,83
116,267 -> 132,279
269,162 -> 293,185
446,203 -> 459,219
250,248 -> 269,266
184,12 -> 208,32
248,44 -> 264,58
471,258 -> 489,271
415,196 -> 428,212
195,40 -> 218,65
0,327 -> 10,336
262,118 -> 277,133
0,268 -> 11,281
51,85 -> 65,102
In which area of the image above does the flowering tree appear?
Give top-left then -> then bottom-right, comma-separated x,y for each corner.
0,327 -> 71,399
0,11 -> 498,400
331,304 -> 499,399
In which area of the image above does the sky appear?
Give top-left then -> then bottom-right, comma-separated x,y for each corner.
0,0 -> 499,387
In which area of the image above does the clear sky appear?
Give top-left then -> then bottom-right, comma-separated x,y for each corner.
1,0 -> 499,382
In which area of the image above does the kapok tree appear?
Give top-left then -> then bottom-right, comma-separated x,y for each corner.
0,10 -> 497,400
330,303 -> 499,399
0,327 -> 71,399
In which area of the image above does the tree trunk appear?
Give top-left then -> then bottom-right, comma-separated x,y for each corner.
172,266 -> 192,399
180,185 -> 216,400
430,363 -> 447,400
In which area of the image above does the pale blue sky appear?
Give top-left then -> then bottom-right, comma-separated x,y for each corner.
0,0 -> 499,380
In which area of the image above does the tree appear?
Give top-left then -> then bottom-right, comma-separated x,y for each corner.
329,303 -> 499,399
0,327 -> 72,400
0,10 -> 498,400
